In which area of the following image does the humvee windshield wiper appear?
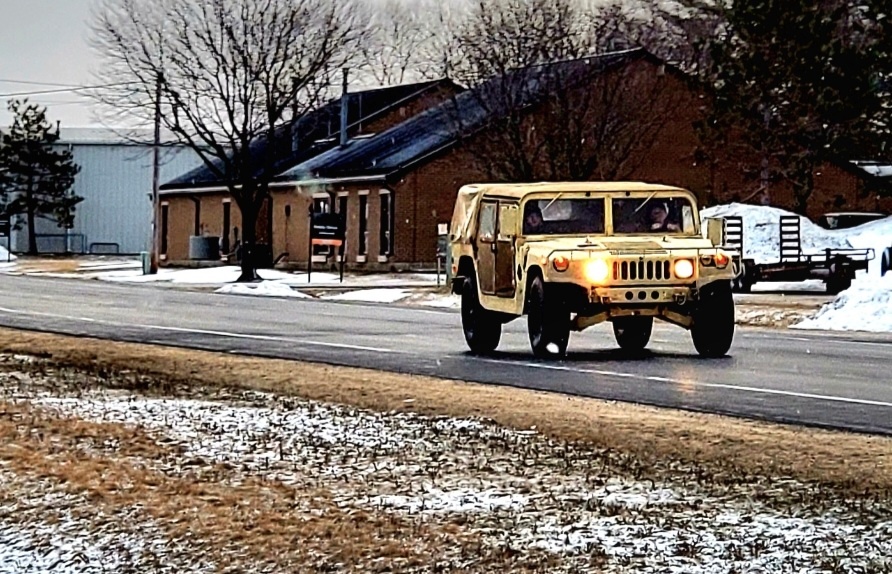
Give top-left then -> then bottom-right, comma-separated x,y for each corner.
633,191 -> 658,215
541,193 -> 563,215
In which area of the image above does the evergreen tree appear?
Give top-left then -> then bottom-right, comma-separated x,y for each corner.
0,99 -> 82,254
693,0 -> 889,213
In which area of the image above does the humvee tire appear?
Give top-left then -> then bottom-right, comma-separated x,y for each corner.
461,273 -> 501,354
691,281 -> 735,358
613,316 -> 653,351
527,275 -> 570,358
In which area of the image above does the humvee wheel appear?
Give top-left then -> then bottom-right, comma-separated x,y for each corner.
691,281 -> 735,358
527,275 -> 570,358
461,274 -> 501,354
612,317 -> 653,351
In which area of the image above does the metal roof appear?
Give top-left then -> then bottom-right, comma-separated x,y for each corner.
277,49 -> 650,184
161,78 -> 459,191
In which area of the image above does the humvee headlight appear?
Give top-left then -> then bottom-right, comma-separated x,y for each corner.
674,259 -> 695,279
585,259 -> 610,284
552,256 -> 570,272
714,251 -> 730,268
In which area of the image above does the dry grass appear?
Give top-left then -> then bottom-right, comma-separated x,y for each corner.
1,327 -> 890,499
1,400 -> 549,573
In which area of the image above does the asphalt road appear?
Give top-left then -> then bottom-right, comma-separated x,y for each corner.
0,274 -> 890,435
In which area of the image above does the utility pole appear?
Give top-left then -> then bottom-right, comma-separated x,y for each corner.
150,73 -> 162,274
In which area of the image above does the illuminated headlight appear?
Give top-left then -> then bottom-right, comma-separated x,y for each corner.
674,259 -> 695,279
714,251 -> 730,268
585,259 -> 610,284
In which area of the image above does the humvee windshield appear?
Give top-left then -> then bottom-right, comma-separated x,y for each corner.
612,196 -> 696,234
523,198 -> 605,235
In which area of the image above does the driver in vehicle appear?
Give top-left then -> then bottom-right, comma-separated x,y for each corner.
645,202 -> 680,232
524,204 -> 545,233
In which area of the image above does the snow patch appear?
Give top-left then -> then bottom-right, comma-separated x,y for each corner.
215,282 -> 311,298
321,288 -> 412,303
0,245 -> 16,263
793,274 -> 892,332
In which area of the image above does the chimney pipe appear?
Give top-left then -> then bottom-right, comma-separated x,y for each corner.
340,67 -> 349,147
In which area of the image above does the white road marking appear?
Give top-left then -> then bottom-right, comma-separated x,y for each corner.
0,306 -> 403,355
474,357 -> 892,408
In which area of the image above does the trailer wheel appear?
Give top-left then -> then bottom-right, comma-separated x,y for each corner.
461,273 -> 501,354
613,316 -> 653,351
691,281 -> 735,358
527,275 -> 570,358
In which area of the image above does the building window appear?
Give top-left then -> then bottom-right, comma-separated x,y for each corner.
379,191 -> 393,258
192,198 -> 201,236
160,203 -> 169,257
359,193 -> 368,258
222,201 -> 231,254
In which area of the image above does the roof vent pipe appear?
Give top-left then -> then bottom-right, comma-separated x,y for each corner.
340,67 -> 349,147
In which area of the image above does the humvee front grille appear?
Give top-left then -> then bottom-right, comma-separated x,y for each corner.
613,260 -> 672,281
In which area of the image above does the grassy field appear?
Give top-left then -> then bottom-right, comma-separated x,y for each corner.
1,328 -> 891,572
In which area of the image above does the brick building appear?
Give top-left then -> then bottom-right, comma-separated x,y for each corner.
159,49 -> 892,269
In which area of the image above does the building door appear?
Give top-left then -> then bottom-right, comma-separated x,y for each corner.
494,202 -> 518,297
476,201 -> 498,295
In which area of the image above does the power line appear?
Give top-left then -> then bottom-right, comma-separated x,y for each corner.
0,81 -> 138,99
0,78 -> 83,88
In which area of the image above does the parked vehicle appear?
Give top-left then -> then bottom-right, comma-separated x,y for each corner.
722,215 -> 874,294
449,182 -> 740,358
816,212 -> 887,230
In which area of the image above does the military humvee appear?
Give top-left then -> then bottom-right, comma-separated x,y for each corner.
448,182 -> 740,358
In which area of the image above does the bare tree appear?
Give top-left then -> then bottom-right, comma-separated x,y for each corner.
355,0 -> 458,86
444,0 -> 685,182
89,0 -> 367,281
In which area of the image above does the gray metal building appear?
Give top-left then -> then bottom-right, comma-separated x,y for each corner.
10,128 -> 204,255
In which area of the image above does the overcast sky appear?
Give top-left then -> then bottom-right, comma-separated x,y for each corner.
0,0 -> 101,128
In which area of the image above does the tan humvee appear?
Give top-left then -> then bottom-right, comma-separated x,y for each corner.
449,182 -> 740,358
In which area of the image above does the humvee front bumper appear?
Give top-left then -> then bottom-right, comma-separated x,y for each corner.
590,285 -> 695,305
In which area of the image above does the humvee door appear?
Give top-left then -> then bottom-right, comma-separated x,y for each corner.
476,199 -> 518,297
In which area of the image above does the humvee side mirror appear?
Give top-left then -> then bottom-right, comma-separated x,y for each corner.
500,205 -> 519,238
706,217 -> 725,246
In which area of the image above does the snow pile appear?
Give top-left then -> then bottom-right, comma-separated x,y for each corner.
793,274 -> 892,332
0,245 -> 16,265
841,216 -> 892,277
702,203 -> 852,264
215,282 -> 311,298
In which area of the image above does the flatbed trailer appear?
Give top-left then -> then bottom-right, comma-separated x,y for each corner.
721,215 -> 874,294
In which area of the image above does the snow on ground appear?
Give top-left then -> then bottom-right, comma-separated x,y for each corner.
0,245 -> 15,264
793,274 -> 892,332
4,369 -> 890,574
0,471 -> 216,574
215,282 -> 311,298
321,288 -> 412,303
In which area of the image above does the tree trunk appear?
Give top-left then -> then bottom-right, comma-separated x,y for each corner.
237,200 -> 259,282
27,195 -> 37,256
